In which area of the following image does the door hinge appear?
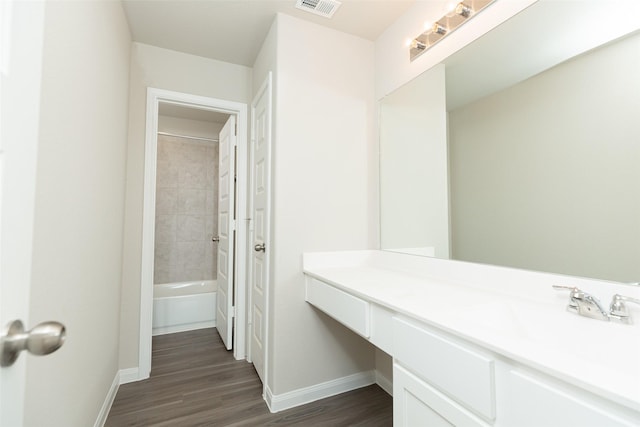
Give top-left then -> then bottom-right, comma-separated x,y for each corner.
234,123 -> 238,136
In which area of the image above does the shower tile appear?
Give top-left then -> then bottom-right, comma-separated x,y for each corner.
157,137 -> 182,162
177,189 -> 206,215
185,265 -> 206,282
154,242 -> 177,267
177,215 -> 206,242
155,215 -> 176,243
172,263 -> 205,282
205,216 -> 214,237
179,163 -> 207,189
153,264 -> 171,285
205,243 -> 217,281
156,161 -> 178,189
176,241 -> 205,267
206,190 -> 217,216
182,143 -> 207,166
156,188 -> 178,215
205,146 -> 218,190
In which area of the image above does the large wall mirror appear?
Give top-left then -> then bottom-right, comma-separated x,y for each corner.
380,0 -> 640,283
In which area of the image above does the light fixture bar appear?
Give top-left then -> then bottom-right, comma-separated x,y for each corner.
409,0 -> 495,62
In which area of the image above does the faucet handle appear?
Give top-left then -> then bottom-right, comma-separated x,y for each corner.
552,285 -> 609,320
609,294 -> 640,324
552,285 -> 579,292
552,285 -> 582,312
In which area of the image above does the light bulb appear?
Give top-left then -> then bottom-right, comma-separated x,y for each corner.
455,2 -> 472,18
432,22 -> 447,36
410,39 -> 427,50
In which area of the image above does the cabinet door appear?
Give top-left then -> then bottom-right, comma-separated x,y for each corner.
503,371 -> 640,427
394,364 -> 490,427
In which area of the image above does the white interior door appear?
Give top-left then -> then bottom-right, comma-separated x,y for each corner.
250,74 -> 272,382
0,1 -> 46,425
216,115 -> 236,350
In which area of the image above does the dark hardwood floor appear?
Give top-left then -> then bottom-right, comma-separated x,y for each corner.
106,328 -> 392,426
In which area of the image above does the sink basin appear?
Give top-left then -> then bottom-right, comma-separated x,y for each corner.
453,300 -> 640,373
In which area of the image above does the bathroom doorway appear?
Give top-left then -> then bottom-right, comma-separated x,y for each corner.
138,89 -> 249,379
151,104 -> 229,339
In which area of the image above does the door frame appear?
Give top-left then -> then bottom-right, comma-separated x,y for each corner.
138,88 -> 248,379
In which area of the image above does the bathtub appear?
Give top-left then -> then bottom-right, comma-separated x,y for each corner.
152,280 -> 217,336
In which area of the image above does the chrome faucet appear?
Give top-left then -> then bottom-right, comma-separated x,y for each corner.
553,285 -> 609,321
608,294 -> 640,325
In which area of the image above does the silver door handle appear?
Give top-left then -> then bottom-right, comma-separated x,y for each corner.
254,242 -> 266,252
1,319 -> 66,367
211,236 -> 220,243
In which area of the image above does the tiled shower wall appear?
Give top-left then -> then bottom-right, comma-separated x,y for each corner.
154,134 -> 218,284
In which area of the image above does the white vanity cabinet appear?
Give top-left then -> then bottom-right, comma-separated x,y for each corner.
394,364 -> 490,427
305,277 -> 371,338
302,251 -> 640,427
393,317 -> 495,426
499,370 -> 640,427
391,316 -> 640,427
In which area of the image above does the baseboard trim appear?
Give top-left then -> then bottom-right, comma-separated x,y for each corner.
152,320 -> 216,336
265,370 -> 375,413
119,367 -> 142,384
376,370 -> 393,396
94,371 -> 120,427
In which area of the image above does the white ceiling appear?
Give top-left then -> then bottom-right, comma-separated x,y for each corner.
121,0 -> 414,67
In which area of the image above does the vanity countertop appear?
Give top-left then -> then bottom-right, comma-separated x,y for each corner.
303,250 -> 640,412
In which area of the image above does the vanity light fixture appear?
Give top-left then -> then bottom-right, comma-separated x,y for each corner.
410,39 -> 427,50
455,2 -> 473,18
409,0 -> 496,62
432,22 -> 448,36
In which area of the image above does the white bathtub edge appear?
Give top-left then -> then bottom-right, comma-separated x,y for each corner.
152,320 -> 217,336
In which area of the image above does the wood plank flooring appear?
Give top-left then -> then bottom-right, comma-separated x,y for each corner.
106,328 -> 392,426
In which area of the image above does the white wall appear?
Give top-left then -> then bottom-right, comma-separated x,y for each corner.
158,115 -> 222,140
119,43 -> 252,370
375,0 -> 536,99
24,1 -> 131,425
449,32 -> 640,282
266,13 -> 378,395
380,64 -> 449,258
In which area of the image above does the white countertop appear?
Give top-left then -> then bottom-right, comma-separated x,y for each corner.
303,250 -> 640,412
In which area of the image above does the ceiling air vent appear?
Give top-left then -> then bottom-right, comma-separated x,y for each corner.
295,0 -> 342,18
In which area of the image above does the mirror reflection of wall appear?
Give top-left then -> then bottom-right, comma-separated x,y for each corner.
379,0 -> 640,284
449,31 -> 640,283
380,64 -> 449,259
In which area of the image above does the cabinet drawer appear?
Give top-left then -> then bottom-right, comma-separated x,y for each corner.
393,317 -> 495,420
305,277 -> 370,338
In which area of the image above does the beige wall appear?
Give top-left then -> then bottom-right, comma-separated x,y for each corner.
25,1 -> 131,425
449,32 -> 640,283
267,14 -> 378,395
119,43 -> 252,369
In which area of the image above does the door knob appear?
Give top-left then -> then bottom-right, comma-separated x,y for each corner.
1,319 -> 66,367
254,242 -> 266,252
211,236 -> 220,243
